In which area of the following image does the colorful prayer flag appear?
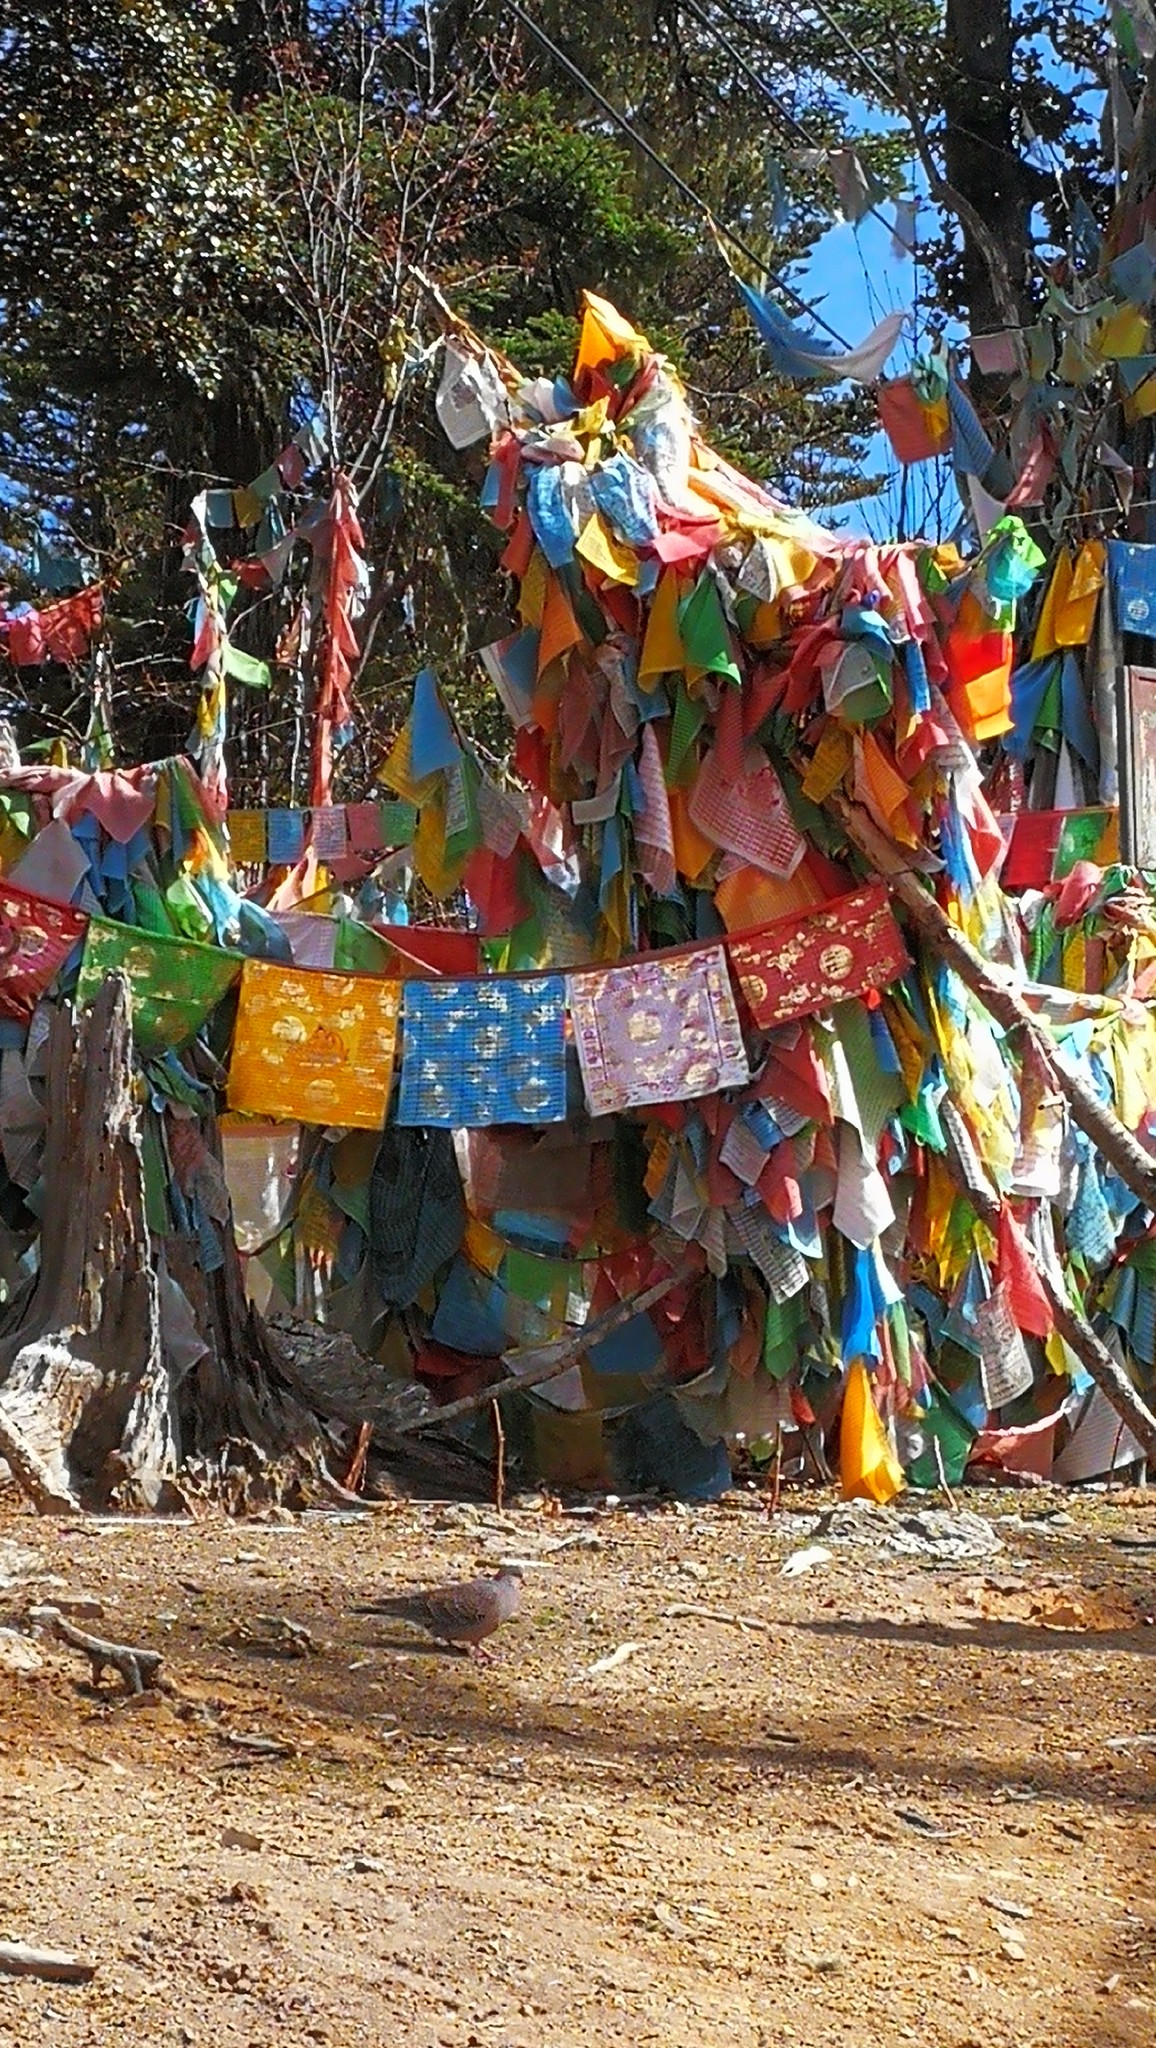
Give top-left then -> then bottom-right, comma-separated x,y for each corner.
397,975 -> 568,1127
0,880 -> 88,1023
567,947 -> 749,1118
75,917 -> 242,1054
727,883 -> 909,1030
228,960 -> 400,1130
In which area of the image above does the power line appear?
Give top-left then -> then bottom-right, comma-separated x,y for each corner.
679,0 -> 899,249
504,0 -> 851,347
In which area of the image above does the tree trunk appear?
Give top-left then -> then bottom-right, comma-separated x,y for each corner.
943,0 -> 1037,339
0,977 -> 175,1509
0,975 -> 360,1514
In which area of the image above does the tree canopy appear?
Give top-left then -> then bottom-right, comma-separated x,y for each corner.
0,1 -> 1143,788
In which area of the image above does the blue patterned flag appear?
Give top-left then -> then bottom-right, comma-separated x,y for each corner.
397,976 -> 569,1126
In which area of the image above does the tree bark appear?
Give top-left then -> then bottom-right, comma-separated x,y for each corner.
0,977 -> 176,1509
0,974 -> 356,1514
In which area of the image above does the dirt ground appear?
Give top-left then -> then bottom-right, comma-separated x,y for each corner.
0,1483 -> 1154,2048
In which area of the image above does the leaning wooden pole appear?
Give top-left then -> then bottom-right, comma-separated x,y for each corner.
938,1100 -> 1156,1461
830,795 -> 1156,1215
395,1262 -> 696,1435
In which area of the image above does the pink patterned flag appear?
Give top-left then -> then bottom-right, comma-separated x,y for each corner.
567,945 -> 749,1117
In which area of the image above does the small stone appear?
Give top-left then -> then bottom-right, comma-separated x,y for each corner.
984,1894 -> 1032,1920
808,1871 -> 829,1893
352,1855 -> 386,1874
0,1627 -> 42,1674
1001,1938 -> 1027,1963
1102,1974 -> 1122,1995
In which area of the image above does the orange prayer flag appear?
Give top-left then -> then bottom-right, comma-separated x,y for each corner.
536,573 -> 583,677
840,1360 -> 904,1504
668,785 -> 716,882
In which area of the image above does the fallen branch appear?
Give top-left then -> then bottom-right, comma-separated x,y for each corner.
40,1608 -> 163,1694
662,1601 -> 773,1633
395,1261 -> 696,1434
0,1942 -> 95,1984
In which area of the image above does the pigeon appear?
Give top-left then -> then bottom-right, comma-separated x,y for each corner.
360,1565 -> 523,1661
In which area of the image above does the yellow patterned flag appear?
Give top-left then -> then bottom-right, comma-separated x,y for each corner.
227,960 -> 400,1130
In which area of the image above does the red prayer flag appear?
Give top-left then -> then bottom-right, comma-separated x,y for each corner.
0,880 -> 89,1022
727,882 -> 909,1030
995,1204 -> 1053,1339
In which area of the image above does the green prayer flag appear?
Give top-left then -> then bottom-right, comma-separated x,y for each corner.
668,677 -> 707,784
907,1386 -> 976,1489
1053,808 -> 1113,879
221,640 -> 272,690
333,917 -> 395,975
379,799 -> 417,846
678,573 -> 741,682
75,917 -> 243,1056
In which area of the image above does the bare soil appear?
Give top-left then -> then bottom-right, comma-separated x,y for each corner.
0,1485 -> 1154,2048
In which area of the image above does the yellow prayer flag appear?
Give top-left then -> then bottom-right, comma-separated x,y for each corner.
232,484 -> 265,529
227,809 -> 267,865
1031,549 -> 1072,660
518,546 -> 548,628
1054,539 -> 1105,647
1096,303 -> 1150,360
576,512 -> 640,586
465,1216 -> 506,1276
801,722 -> 853,804
639,569 -> 684,680
378,722 -> 440,807
227,961 -> 400,1131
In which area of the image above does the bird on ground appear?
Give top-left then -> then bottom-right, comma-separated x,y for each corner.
358,1564 -> 524,1661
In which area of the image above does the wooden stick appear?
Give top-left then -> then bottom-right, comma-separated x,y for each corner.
830,795 -> 1156,1215
937,1099 -> 1156,1462
41,1608 -> 163,1695
662,1601 -> 773,1633
768,1422 -> 784,1517
342,1421 -> 372,1494
395,1262 -> 695,1434
0,1942 -> 95,1984
491,1398 -> 506,1512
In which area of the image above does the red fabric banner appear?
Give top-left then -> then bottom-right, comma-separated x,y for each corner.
0,880 -> 88,1022
726,882 -> 910,1030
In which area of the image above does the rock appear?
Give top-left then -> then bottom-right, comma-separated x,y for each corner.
0,1541 -> 38,1591
0,1628 -> 42,1674
781,1545 -> 834,1577
42,1590 -> 105,1621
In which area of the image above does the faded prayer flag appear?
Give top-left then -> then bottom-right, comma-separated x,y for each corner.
0,880 -> 88,1023
567,946 -> 749,1118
